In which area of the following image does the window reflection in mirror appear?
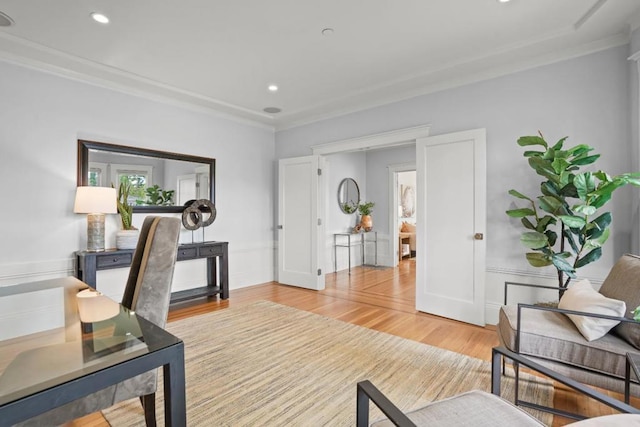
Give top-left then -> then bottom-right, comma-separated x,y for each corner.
78,140 -> 215,213
338,178 -> 360,214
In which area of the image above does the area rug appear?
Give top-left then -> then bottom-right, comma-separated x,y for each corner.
103,301 -> 553,426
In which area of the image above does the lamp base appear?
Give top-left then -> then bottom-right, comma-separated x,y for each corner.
87,213 -> 106,252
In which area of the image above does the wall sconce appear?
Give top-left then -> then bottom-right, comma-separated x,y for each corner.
74,186 -> 117,252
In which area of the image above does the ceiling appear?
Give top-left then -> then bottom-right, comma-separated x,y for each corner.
0,0 -> 639,130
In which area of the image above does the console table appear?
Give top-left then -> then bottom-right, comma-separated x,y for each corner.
333,231 -> 377,274
75,241 -> 228,304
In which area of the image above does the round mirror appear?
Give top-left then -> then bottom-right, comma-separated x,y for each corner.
338,178 -> 360,214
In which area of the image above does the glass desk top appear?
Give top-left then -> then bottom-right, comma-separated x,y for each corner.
0,276 -> 180,407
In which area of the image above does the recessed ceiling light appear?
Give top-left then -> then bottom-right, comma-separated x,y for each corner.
497,0 -> 511,3
321,28 -> 334,36
268,84 -> 278,92
263,107 -> 282,114
91,12 -> 110,24
0,11 -> 15,27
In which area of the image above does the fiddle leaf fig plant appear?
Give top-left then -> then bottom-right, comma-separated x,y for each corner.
506,132 -> 640,290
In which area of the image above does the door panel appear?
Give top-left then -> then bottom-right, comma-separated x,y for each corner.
416,129 -> 486,325
278,156 -> 325,290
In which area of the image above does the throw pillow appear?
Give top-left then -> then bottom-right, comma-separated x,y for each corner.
558,278 -> 626,341
598,254 -> 640,349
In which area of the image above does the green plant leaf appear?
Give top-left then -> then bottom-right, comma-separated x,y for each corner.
521,217 -> 536,230
566,144 -> 592,157
572,204 -> 596,216
552,254 -> 576,277
523,150 -> 544,157
520,231 -> 548,249
545,230 -> 557,246
536,215 -> 556,232
571,154 -> 600,166
508,189 -> 531,200
575,247 -> 602,268
538,196 -> 565,215
518,136 -> 547,148
584,228 -> 610,251
529,157 -> 559,182
551,137 -> 568,151
574,173 -> 595,200
552,158 -> 570,174
526,252 -> 552,267
559,215 -> 586,229
506,208 -> 535,218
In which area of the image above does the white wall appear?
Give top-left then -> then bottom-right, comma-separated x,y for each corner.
324,151 -> 366,271
0,59 -> 275,297
276,45 -> 636,324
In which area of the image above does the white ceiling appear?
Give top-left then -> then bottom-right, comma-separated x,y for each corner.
0,0 -> 639,130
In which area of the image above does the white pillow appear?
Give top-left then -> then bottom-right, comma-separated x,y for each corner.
558,278 -> 626,341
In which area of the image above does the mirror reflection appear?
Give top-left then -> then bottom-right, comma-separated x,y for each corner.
78,140 -> 215,213
338,178 -> 360,214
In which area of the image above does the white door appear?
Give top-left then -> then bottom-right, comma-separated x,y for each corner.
416,129 -> 486,325
278,156 -> 325,290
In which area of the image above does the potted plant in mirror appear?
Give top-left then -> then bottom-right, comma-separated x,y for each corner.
358,201 -> 375,232
113,180 -> 139,250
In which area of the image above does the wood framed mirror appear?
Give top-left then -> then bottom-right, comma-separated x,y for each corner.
78,140 -> 215,213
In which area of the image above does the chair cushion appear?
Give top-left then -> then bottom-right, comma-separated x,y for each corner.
498,305 -> 636,379
598,254 -> 640,349
567,414 -> 640,426
558,278 -> 626,341
371,390 -> 544,426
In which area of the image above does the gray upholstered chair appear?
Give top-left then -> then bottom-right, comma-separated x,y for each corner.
497,254 -> 640,400
357,381 -> 640,426
19,216 -> 181,427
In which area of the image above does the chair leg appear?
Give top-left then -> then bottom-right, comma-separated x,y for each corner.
140,393 -> 157,427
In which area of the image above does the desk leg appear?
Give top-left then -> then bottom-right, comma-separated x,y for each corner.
163,343 -> 186,427
220,249 -> 229,299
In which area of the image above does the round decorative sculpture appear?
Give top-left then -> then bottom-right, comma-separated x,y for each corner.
181,199 -> 216,230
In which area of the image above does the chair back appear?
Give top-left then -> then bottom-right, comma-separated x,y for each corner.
121,216 -> 181,328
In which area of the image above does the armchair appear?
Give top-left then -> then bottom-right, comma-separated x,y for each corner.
497,254 -> 640,401
356,380 -> 640,426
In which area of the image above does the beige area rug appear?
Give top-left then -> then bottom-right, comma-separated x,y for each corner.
103,301 -> 553,426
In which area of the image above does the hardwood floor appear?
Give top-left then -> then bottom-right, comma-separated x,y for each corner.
71,259 -> 634,426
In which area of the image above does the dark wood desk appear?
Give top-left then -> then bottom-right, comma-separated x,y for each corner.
75,241 -> 229,304
0,277 -> 186,426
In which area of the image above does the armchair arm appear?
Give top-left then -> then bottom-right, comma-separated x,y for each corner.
504,281 -> 560,305
356,380 -> 416,427
515,303 -> 638,353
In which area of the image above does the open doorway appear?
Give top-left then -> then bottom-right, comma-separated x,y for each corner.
389,163 -> 416,269
397,170 -> 417,261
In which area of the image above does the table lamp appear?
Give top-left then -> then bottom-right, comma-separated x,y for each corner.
74,186 -> 117,252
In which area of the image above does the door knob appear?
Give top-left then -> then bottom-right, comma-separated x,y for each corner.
474,233 -> 483,240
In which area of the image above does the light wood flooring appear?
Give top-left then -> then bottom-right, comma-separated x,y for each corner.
72,258 -> 635,426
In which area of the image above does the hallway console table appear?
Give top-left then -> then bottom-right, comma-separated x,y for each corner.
75,241 -> 229,304
334,231 -> 377,274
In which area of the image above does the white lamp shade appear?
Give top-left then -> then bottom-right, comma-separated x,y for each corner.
74,186 -> 117,214
76,289 -> 120,322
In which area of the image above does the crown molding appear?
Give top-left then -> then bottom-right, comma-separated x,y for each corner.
276,33 -> 630,132
0,33 -> 275,131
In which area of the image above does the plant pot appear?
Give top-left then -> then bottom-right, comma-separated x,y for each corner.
360,215 -> 373,232
116,229 -> 139,250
